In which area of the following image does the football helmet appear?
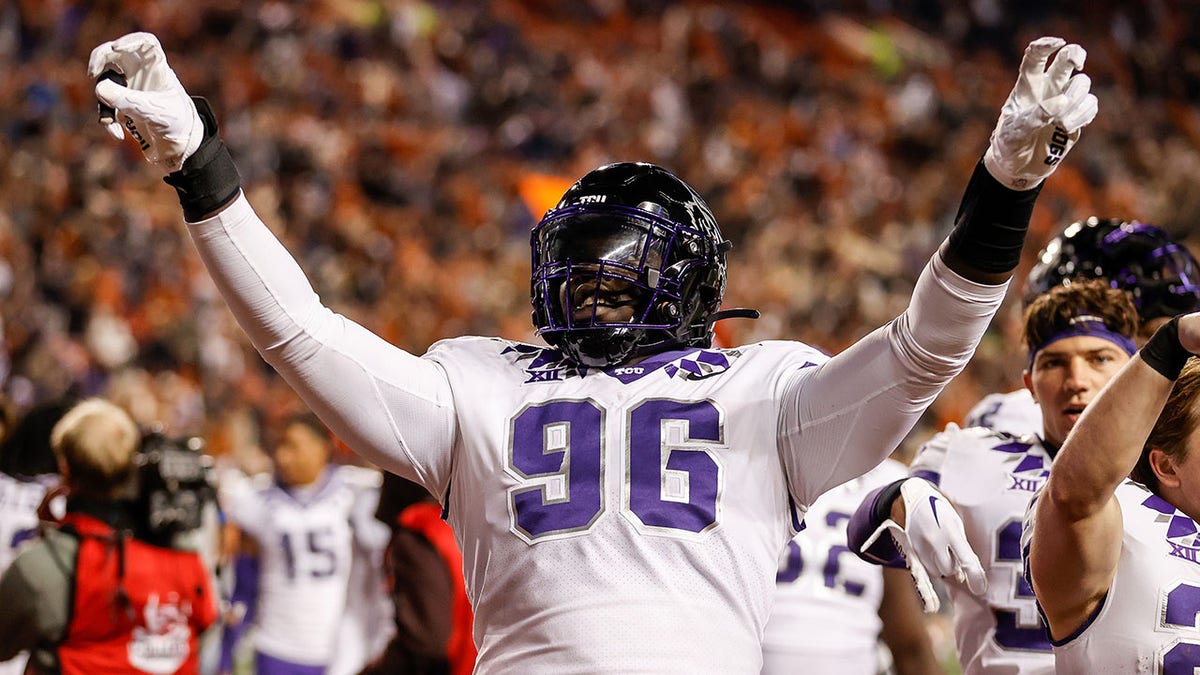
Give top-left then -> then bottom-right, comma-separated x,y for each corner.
1026,217 -> 1200,320
531,162 -> 730,368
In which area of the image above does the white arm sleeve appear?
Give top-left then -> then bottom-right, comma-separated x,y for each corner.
780,253 -> 1007,505
185,195 -> 456,496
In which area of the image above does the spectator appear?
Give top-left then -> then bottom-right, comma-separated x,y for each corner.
3,2 -> 1199,458
0,398 -> 217,674
363,471 -> 476,675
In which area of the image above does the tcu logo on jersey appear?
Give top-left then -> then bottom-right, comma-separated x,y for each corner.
612,366 -> 644,376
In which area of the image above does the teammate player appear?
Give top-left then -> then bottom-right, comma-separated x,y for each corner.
1024,310 -> 1200,671
964,217 -> 1200,436
762,457 -> 940,674
89,32 -> 1096,671
219,414 -> 390,675
848,280 -> 1140,673
0,402 -> 69,675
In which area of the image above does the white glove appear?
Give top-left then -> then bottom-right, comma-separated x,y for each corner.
859,478 -> 986,613
88,32 -> 203,173
984,36 -> 1098,190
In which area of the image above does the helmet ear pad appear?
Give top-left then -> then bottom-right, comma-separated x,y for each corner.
530,162 -> 728,368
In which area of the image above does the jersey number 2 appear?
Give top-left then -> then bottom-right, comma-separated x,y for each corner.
507,399 -> 722,542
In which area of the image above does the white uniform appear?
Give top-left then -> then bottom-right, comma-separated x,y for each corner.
0,472 -> 56,675
761,459 -> 908,674
909,425 -> 1055,673
962,389 -> 1042,438
222,465 -> 387,668
1023,480 -> 1200,674
330,468 -> 393,675
185,194 -> 1006,673
0,473 -> 49,573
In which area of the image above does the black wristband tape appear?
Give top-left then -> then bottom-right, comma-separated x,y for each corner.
871,479 -> 906,525
163,97 -> 241,222
944,158 -> 1043,274
1140,316 -> 1192,380
849,478 -> 907,567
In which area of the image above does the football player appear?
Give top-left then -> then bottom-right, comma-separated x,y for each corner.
1024,309 -> 1200,671
964,217 -> 1200,436
761,457 -> 940,674
0,402 -> 69,675
90,32 -> 1095,671
848,279 -> 1140,673
219,414 -> 391,675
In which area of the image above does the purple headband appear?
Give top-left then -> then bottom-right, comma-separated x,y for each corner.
1028,314 -> 1137,368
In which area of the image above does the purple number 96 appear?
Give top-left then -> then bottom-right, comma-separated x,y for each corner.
507,399 -> 723,542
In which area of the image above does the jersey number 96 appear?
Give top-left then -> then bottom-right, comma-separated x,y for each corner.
507,399 -> 723,543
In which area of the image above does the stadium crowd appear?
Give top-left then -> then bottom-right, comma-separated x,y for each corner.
1,1 -> 1199,672
4,0 -> 1200,443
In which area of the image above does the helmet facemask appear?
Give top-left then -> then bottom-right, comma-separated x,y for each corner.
532,202 -> 722,368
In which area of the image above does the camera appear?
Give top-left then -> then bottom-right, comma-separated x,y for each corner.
131,431 -> 217,548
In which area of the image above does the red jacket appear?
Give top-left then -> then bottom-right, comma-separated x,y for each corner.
58,513 -> 217,675
397,502 -> 476,675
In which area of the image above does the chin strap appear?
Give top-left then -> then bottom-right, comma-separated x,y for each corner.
704,308 -> 760,330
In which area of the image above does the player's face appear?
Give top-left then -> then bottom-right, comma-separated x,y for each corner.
272,423 -> 330,487
1024,335 -> 1131,448
559,270 -> 640,325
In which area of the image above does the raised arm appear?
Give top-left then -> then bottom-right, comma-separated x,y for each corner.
782,38 -> 1097,503
1027,314 -> 1200,639
88,33 -> 457,494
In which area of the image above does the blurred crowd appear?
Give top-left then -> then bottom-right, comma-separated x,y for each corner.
3,0 -> 1200,463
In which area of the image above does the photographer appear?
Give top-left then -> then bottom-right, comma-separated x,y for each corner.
0,399 -> 217,675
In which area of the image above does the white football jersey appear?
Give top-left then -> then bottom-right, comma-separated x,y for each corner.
222,465 -> 384,666
187,194 -> 1008,673
0,472 -> 50,572
1024,481 -> 1200,674
432,338 -> 825,673
761,459 -> 908,674
962,389 -> 1042,438
330,467 -> 393,675
0,471 -> 56,675
910,425 -> 1055,674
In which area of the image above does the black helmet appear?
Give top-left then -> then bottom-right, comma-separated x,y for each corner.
1026,217 -> 1200,321
531,162 -> 729,368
